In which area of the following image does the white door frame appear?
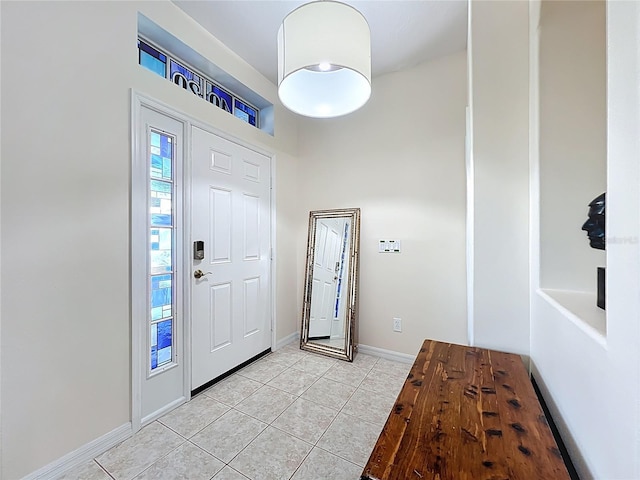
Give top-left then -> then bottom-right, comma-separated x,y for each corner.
130,90 -> 277,433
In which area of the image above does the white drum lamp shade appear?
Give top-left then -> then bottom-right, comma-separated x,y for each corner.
277,1 -> 371,118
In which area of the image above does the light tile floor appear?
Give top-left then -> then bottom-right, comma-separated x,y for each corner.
61,344 -> 412,480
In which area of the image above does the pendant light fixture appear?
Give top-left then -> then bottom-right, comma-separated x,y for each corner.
277,1 -> 371,118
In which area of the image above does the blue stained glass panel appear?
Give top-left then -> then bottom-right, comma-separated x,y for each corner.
150,319 -> 173,370
158,319 -> 172,348
162,157 -> 172,179
137,37 -> 261,130
151,214 -> 171,227
158,229 -> 171,250
334,222 -> 350,318
151,179 -> 171,195
140,51 -> 166,78
158,345 -> 172,366
150,228 -> 172,274
150,228 -> 159,250
150,248 -> 172,274
234,109 -> 249,123
150,133 -> 172,180
157,319 -> 172,366
139,40 -> 167,78
234,99 -> 258,127
170,60 -> 200,82
161,136 -> 172,179
151,154 -> 164,178
151,307 -> 163,321
150,323 -> 158,369
151,323 -> 158,347
170,60 -> 203,96
206,82 -> 233,114
152,306 -> 173,321
151,347 -> 158,369
151,274 -> 172,310
148,125 -> 174,372
150,180 -> 172,227
160,135 -> 172,157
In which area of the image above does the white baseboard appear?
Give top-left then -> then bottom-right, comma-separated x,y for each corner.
275,331 -> 299,350
18,341 -> 406,480
141,396 -> 187,426
357,344 -> 416,364
22,423 -> 132,480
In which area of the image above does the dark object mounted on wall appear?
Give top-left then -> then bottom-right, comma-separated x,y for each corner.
582,193 -> 605,250
582,193 -> 606,310
597,267 -> 605,310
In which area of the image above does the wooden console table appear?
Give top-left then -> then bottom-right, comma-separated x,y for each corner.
361,339 -> 571,480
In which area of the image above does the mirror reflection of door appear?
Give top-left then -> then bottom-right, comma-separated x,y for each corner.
309,217 -> 350,346
301,207 -> 359,361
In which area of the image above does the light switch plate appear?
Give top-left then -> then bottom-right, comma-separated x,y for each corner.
379,239 -> 401,253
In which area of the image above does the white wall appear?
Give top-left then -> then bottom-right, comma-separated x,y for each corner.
2,4 -> 132,477
539,0 -> 606,292
7,1 -> 636,479
468,1 -> 531,354
297,51 -> 468,356
530,1 -> 640,479
0,2 -> 300,478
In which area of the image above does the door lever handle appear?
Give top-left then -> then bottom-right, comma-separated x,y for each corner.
194,269 -> 212,279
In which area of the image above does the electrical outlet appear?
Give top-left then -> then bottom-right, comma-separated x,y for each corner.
393,317 -> 402,332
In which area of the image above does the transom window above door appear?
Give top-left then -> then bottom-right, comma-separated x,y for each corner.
138,38 -> 260,129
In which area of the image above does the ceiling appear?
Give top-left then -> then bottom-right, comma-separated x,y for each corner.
172,1 -> 468,85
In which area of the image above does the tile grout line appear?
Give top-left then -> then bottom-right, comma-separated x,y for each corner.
224,354 -> 354,479
92,351 -> 406,480
222,360 -> 317,476
92,458 -> 116,480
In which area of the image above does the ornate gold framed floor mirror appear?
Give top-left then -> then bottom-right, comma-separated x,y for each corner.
300,208 -> 360,361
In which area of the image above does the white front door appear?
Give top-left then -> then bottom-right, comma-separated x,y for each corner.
308,219 -> 343,339
191,126 -> 272,390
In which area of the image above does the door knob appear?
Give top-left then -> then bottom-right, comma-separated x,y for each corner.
194,269 -> 212,279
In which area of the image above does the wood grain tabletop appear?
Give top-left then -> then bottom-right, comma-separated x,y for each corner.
361,339 -> 571,480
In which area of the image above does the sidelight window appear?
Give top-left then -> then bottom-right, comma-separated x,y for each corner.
148,130 -> 175,371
